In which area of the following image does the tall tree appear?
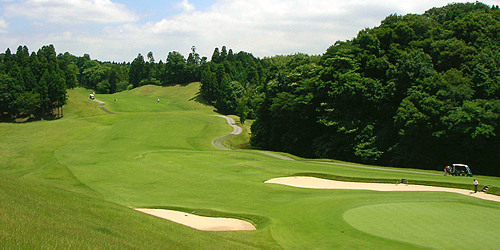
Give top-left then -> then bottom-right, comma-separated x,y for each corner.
129,53 -> 145,88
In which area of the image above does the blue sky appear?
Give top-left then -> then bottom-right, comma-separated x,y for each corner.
113,0 -> 215,21
0,0 -> 498,62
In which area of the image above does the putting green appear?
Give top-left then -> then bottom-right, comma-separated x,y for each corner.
343,201 -> 500,248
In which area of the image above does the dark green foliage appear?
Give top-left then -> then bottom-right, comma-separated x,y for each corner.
200,47 -> 265,117
249,2 -> 499,176
126,49 -> 201,88
129,53 -> 145,88
0,45 -> 74,120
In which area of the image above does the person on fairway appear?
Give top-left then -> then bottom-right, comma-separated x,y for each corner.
473,179 -> 479,193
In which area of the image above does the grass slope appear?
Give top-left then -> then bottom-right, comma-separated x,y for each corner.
1,82 -> 500,248
0,175 -> 275,248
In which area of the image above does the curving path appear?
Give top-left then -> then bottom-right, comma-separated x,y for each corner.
211,115 -> 438,175
211,115 -> 242,150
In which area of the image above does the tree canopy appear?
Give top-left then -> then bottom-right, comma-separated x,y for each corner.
248,2 -> 499,175
0,45 -> 74,120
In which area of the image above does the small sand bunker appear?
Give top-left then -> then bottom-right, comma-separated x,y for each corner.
265,176 -> 500,203
135,209 -> 256,231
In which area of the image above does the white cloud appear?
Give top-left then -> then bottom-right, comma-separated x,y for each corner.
3,0 -> 498,62
123,0 -> 499,58
4,0 -> 139,24
0,17 -> 8,33
104,0 -> 400,58
177,0 -> 195,13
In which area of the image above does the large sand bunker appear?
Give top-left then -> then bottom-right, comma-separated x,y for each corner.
265,177 -> 500,203
135,209 -> 256,231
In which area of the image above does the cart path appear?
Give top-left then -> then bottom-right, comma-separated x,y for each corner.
211,115 -> 440,176
93,98 -> 116,114
211,115 -> 242,150
305,160 -> 441,176
213,115 -> 243,135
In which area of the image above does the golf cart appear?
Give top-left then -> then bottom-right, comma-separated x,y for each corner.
448,164 -> 473,177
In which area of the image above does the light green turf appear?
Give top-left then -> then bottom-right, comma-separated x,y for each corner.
344,201 -> 500,248
1,83 -> 500,248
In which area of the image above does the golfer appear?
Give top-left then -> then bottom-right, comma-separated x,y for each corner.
473,179 -> 479,193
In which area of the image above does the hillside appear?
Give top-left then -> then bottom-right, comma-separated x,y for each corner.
0,84 -> 275,248
239,2 -> 499,175
1,83 -> 500,248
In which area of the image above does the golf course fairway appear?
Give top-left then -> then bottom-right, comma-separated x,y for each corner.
1,83 -> 500,248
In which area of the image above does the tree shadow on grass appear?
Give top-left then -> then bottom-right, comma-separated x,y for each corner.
189,91 -> 226,114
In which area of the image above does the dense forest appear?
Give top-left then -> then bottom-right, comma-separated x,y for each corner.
0,45 -> 76,120
1,2 -> 498,175
200,2 -> 500,175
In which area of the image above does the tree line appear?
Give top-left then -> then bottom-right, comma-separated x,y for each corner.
0,45 -> 206,120
200,2 -> 499,176
0,45 -> 75,120
63,45 -> 205,94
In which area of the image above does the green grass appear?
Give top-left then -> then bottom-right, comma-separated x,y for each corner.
344,201 -> 500,248
0,175 -> 276,248
1,82 -> 500,248
224,117 -> 254,149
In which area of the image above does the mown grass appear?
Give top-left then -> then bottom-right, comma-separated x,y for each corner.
1,82 -> 500,248
344,201 -> 500,248
224,117 -> 254,149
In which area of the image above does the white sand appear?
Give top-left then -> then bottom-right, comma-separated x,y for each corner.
135,209 -> 256,231
265,176 -> 500,203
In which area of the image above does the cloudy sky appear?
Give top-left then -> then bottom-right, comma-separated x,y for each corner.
0,0 -> 497,62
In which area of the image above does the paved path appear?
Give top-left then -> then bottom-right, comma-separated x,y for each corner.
258,151 -> 295,161
93,99 -> 105,105
211,115 -> 242,150
211,115 -> 440,176
305,161 -> 441,176
213,115 -> 243,135
93,98 -> 116,114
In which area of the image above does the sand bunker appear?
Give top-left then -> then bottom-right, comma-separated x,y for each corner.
265,177 -> 500,203
135,209 -> 256,231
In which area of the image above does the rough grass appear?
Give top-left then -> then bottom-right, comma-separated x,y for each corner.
1,83 -> 500,248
